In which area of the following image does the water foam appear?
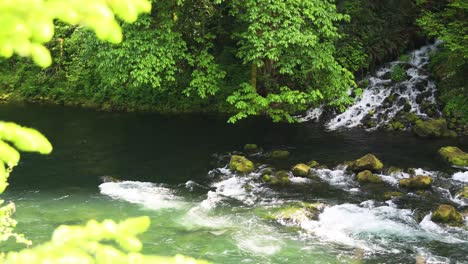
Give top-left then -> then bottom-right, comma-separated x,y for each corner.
452,171 -> 468,183
99,181 -> 184,210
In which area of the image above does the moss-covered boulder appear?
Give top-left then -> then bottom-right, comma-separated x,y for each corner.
356,170 -> 383,183
271,150 -> 290,159
413,119 -> 457,138
263,170 -> 290,186
383,191 -> 403,199
438,146 -> 468,167
292,163 -> 311,177
244,144 -> 260,153
306,160 -> 320,168
431,204 -> 464,226
399,175 -> 432,190
455,186 -> 468,199
349,154 -> 384,172
229,155 -> 254,173
264,203 -> 325,223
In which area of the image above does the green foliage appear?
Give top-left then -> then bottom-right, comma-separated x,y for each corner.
418,0 -> 467,123
390,64 -> 408,82
228,0 -> 356,122
0,0 -> 152,67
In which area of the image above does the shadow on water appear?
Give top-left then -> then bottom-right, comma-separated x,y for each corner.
1,102 -> 466,190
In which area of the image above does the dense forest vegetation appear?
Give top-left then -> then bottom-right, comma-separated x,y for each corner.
0,0 -> 466,125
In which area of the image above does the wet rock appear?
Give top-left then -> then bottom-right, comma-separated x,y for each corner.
271,150 -> 290,159
404,112 -> 420,124
455,186 -> 468,199
387,121 -> 405,131
399,175 -> 432,190
431,204 -> 464,226
414,79 -> 428,92
438,146 -> 468,167
229,155 -> 254,173
383,191 -> 403,199
265,202 -> 326,223
356,170 -> 383,183
381,71 -> 392,80
100,176 -> 121,183
306,160 -> 320,168
348,153 -> 384,173
413,119 -> 456,138
263,170 -> 291,186
244,144 -> 260,153
292,163 -> 311,177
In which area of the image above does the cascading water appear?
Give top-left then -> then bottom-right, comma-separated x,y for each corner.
301,42 -> 442,130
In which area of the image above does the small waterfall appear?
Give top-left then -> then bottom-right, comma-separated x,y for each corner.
301,42 -> 442,130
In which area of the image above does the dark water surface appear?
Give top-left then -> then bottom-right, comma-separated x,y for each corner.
1,102 -> 467,263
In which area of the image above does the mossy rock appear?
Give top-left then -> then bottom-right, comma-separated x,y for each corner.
383,191 -> 403,199
264,171 -> 291,186
315,165 -> 329,170
356,170 -> 383,183
399,175 -> 432,190
229,155 -> 254,173
306,160 -> 320,168
292,163 -> 311,177
264,203 -> 324,222
388,121 -> 405,131
455,186 -> 468,199
261,167 -> 274,176
405,112 -> 420,124
413,119 -> 456,138
431,204 -> 464,226
271,150 -> 290,159
438,146 -> 468,167
349,153 -> 384,172
244,144 -> 260,153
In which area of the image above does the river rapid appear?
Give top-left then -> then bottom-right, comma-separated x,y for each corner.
1,102 -> 467,263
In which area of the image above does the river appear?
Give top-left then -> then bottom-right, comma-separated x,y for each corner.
1,102 -> 467,263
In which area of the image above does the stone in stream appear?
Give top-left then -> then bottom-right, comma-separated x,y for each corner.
431,204 -> 464,226
455,186 -> 468,199
264,202 -> 327,223
306,160 -> 320,168
100,176 -> 121,183
244,144 -> 261,154
399,175 -> 432,190
291,163 -> 311,177
229,155 -> 254,173
356,170 -> 383,184
413,119 -> 457,138
348,153 -> 384,173
270,150 -> 290,159
438,146 -> 468,167
262,170 -> 291,186
383,191 -> 403,199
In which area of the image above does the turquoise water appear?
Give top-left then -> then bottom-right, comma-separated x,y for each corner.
1,103 -> 467,263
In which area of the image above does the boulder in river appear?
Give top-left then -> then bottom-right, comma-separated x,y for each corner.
263,170 -> 291,186
306,160 -> 320,168
265,202 -> 326,223
229,155 -> 254,173
399,175 -> 432,190
356,170 -> 383,183
455,186 -> 468,199
431,204 -> 463,226
348,153 -> 384,172
384,166 -> 403,175
271,150 -> 290,159
292,163 -> 311,177
244,144 -> 260,153
383,191 -> 403,199
100,176 -> 121,183
438,146 -> 468,167
413,119 -> 457,138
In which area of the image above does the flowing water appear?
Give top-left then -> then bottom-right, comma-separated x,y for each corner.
1,103 -> 467,263
301,42 -> 442,130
